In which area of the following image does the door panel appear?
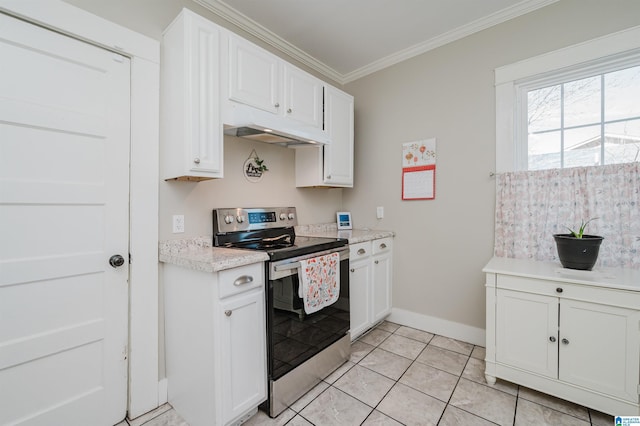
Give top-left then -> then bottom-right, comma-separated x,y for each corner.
0,13 -> 130,426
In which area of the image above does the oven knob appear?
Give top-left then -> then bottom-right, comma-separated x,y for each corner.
288,213 -> 295,220
279,213 -> 286,220
236,215 -> 245,223
224,214 -> 234,224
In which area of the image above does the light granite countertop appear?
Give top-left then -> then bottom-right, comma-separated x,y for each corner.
159,236 -> 268,273
295,223 -> 394,244
159,225 -> 394,273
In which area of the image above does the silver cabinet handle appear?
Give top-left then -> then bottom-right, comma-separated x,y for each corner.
374,260 -> 379,264
357,248 -> 366,255
326,175 -> 331,179
549,336 -> 556,342
193,158 -> 200,164
556,287 -> 563,293
225,310 -> 232,317
350,268 -> 355,273
233,275 -> 253,286
287,108 -> 292,113
274,102 -> 280,108
379,243 -> 387,249
562,338 -> 569,345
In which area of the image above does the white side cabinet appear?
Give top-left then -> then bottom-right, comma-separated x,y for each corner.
226,34 -> 323,128
163,262 -> 267,426
295,86 -> 354,187
484,257 -> 640,415
349,237 -> 393,340
161,9 -> 223,181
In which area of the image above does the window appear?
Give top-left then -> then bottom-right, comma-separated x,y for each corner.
524,64 -> 640,170
494,26 -> 640,172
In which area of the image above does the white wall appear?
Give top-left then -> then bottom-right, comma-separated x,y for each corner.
342,0 -> 640,333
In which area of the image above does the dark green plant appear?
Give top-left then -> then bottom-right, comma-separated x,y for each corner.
254,156 -> 268,172
566,218 -> 598,238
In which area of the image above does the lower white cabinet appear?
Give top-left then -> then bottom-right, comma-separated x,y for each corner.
485,257 -> 640,415
163,262 -> 267,426
350,237 -> 393,340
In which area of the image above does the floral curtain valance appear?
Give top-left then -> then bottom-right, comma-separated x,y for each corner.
494,162 -> 640,269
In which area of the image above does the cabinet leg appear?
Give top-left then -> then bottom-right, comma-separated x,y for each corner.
485,374 -> 496,385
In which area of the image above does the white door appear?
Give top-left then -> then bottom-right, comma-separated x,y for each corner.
0,13 -> 130,426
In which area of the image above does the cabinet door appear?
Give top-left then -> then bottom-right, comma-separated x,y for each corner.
218,289 -> 267,424
371,240 -> 393,324
323,85 -> 354,187
187,18 -> 223,176
559,299 -> 640,402
349,257 -> 372,340
496,289 -> 558,378
228,36 -> 279,114
283,64 -> 323,128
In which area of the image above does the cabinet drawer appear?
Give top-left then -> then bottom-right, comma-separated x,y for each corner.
350,241 -> 371,259
218,263 -> 264,299
372,237 -> 393,255
497,274 -> 640,310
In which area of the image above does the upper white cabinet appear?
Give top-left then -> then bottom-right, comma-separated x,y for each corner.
161,9 -> 223,181
295,86 -> 354,187
484,257 -> 640,416
226,35 -> 323,129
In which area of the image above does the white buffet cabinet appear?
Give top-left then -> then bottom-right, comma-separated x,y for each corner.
484,257 -> 640,415
349,237 -> 393,340
163,261 -> 267,426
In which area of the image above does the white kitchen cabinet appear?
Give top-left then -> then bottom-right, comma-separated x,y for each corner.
371,238 -> 393,323
484,257 -> 640,415
349,237 -> 393,340
349,242 -> 372,339
161,9 -> 223,181
295,86 -> 354,187
163,262 -> 267,426
227,34 -> 323,128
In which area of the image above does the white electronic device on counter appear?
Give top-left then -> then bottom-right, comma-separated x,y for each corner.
336,212 -> 352,230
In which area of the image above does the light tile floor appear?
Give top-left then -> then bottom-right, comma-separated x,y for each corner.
121,321 -> 615,426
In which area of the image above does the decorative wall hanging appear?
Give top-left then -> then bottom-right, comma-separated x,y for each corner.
402,138 -> 436,200
243,149 -> 268,183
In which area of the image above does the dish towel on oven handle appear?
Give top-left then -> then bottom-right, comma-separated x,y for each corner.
298,252 -> 340,314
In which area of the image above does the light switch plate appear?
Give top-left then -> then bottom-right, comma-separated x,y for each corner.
376,206 -> 384,219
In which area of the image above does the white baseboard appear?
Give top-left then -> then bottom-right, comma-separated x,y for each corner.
158,378 -> 168,405
387,308 -> 486,347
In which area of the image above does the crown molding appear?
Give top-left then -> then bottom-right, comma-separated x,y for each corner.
193,0 -> 558,85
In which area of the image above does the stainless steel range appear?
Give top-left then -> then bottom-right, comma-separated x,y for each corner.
213,207 -> 351,417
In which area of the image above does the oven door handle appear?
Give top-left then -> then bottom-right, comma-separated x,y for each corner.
270,248 -> 349,279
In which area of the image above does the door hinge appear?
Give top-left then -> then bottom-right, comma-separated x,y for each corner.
129,253 -> 132,264
637,383 -> 640,395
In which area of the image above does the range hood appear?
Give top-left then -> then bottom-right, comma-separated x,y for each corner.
223,104 -> 329,147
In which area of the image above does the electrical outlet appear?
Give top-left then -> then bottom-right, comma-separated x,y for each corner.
376,206 -> 384,219
172,215 -> 185,233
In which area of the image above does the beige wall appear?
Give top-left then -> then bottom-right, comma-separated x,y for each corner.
342,0 -> 640,331
159,136 -> 343,240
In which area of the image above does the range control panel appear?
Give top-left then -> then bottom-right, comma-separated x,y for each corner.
213,207 -> 297,233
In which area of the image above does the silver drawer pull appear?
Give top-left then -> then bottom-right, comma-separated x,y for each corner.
357,248 -> 366,255
233,275 -> 253,286
379,243 -> 387,249
225,310 -> 232,316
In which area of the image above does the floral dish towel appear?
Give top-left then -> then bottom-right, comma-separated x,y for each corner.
298,252 -> 340,314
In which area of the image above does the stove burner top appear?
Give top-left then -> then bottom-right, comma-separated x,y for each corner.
213,207 -> 348,260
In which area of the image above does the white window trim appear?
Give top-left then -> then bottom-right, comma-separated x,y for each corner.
495,25 -> 640,173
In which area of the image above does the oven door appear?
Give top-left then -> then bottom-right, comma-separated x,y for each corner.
267,247 -> 350,381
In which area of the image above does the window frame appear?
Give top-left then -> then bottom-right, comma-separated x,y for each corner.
495,26 -> 640,172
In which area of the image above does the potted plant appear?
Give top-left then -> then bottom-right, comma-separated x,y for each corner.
553,218 -> 603,271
